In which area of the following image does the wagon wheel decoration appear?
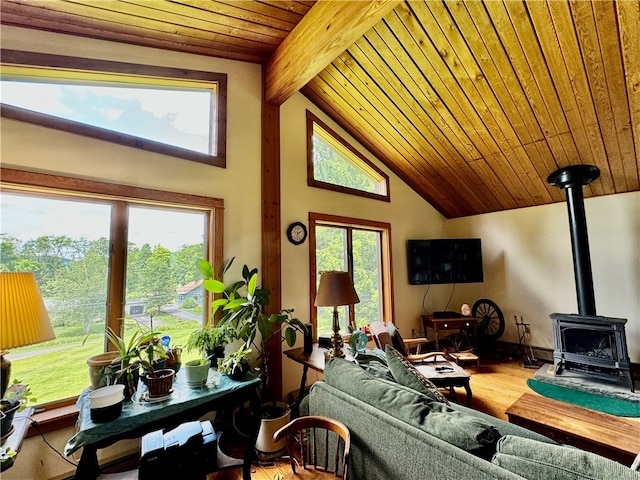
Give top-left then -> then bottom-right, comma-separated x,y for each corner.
472,298 -> 505,342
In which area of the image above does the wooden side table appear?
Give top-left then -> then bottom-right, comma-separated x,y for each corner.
284,345 -> 355,410
506,392 -> 640,467
422,315 -> 479,352
422,315 -> 480,366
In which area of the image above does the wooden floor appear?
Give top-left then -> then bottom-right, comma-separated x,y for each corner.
206,358 -> 538,480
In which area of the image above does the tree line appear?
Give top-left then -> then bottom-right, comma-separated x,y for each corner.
0,233 -> 203,332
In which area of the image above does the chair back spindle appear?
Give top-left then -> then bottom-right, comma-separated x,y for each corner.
274,415 -> 351,480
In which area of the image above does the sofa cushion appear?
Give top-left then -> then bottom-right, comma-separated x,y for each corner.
324,358 -> 433,425
324,358 -> 501,458
423,407 -> 502,459
492,435 -> 640,480
385,346 -> 449,404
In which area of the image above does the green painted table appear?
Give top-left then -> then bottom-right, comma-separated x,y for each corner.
66,370 -> 261,479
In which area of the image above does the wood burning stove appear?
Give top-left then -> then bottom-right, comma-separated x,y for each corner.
551,313 -> 633,391
547,165 -> 634,392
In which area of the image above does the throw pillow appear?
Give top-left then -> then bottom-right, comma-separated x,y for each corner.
386,323 -> 407,355
492,435 -> 640,480
385,345 -> 450,404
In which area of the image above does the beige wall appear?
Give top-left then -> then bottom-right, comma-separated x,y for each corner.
444,192 -> 640,362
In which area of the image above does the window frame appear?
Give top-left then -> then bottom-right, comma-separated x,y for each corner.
307,111 -> 390,202
0,49 -> 227,167
0,167 -> 224,409
309,212 -> 394,339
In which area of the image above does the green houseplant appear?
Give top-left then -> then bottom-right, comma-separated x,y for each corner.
104,327 -> 161,400
217,345 -> 251,380
197,257 -> 308,459
186,323 -> 236,368
197,257 -> 307,389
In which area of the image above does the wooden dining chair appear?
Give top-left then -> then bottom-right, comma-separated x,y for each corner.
273,415 -> 351,480
369,321 -> 444,364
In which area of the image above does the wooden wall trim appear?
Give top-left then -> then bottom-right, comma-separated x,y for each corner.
261,74 -> 283,401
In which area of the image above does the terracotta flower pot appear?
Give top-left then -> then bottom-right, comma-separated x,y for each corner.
145,369 -> 174,398
86,352 -> 119,390
165,347 -> 182,374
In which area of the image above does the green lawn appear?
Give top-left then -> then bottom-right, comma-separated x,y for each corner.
9,314 -> 203,405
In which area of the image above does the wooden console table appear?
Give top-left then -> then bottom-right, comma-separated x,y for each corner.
506,392 -> 640,467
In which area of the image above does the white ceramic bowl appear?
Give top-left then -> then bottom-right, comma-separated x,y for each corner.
89,384 -> 125,409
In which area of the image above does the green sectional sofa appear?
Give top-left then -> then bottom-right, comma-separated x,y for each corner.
301,357 -> 640,480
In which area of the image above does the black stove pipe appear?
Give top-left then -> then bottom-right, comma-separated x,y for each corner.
547,165 -> 600,316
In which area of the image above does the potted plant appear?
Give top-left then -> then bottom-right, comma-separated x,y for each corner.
217,345 -> 251,380
197,257 -> 307,459
186,323 -> 235,368
183,358 -> 211,387
104,327 -> 158,401
197,257 -> 307,385
138,330 -> 168,384
1,381 -> 35,438
165,344 -> 183,374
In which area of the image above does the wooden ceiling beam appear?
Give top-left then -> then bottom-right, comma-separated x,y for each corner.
263,0 -> 400,106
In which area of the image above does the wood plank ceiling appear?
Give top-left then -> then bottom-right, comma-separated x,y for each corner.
1,0 -> 639,218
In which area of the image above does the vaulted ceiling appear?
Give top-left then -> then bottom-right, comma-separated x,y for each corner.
2,0 -> 639,218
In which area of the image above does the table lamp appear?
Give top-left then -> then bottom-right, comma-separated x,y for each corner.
315,271 -> 360,358
1,272 -> 56,398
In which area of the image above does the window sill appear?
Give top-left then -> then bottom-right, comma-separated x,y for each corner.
25,403 -> 79,438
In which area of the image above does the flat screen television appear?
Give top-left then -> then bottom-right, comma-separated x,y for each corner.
407,238 -> 483,285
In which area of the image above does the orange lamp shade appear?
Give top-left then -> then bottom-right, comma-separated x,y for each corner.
1,272 -> 56,350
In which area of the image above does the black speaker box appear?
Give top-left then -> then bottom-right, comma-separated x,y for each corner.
303,323 -> 313,353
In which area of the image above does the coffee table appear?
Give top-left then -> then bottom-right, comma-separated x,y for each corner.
506,392 -> 640,466
415,357 -> 472,406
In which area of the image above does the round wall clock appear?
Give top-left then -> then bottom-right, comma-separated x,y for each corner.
286,222 -> 307,245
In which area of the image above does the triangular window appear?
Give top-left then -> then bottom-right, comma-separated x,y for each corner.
307,111 -> 389,201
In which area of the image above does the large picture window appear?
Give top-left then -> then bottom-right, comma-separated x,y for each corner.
310,213 -> 393,337
0,169 -> 223,406
0,50 -> 227,167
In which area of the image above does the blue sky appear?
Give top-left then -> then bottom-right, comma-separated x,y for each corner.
1,80 -> 213,154
1,193 -> 205,251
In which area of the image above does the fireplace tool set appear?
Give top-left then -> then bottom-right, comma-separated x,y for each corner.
515,316 -> 539,369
